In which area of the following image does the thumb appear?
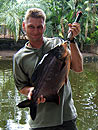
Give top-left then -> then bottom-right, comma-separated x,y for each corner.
68,23 -> 72,27
68,23 -> 72,34
28,87 -> 34,100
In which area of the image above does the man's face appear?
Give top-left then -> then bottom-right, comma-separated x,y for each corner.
23,17 -> 46,43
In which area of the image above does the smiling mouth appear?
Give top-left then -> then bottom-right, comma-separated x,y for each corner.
32,35 -> 40,38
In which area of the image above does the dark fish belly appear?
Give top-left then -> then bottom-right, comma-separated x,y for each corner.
32,54 -> 67,99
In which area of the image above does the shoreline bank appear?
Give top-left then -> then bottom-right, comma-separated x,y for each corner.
0,50 -> 98,63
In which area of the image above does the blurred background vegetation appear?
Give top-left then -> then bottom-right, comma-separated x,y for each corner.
0,0 -> 98,46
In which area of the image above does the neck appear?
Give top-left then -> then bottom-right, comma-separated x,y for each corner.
30,41 -> 43,49
29,38 -> 44,49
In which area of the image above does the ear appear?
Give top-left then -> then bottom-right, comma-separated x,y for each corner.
22,21 -> 25,31
44,24 -> 46,32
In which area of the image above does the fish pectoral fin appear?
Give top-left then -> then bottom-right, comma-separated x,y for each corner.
46,94 -> 60,105
17,99 -> 31,108
30,102 -> 37,120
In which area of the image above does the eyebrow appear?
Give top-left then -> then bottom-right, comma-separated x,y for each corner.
28,24 -> 44,28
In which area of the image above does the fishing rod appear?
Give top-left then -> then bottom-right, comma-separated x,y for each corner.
67,11 -> 82,42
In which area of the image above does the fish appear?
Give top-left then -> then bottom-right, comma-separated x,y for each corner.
17,41 -> 71,120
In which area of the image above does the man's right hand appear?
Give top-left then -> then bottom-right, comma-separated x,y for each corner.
20,86 -> 46,104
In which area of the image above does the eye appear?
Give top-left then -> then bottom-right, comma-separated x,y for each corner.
28,25 -> 35,29
37,25 -> 43,29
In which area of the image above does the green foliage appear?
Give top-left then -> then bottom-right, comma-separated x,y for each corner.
0,0 -> 98,45
85,26 -> 98,45
0,0 -> 47,41
44,21 -> 54,37
45,0 -> 77,39
90,30 -> 98,44
85,37 -> 91,44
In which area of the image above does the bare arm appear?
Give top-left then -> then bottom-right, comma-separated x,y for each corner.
70,42 -> 83,72
68,22 -> 83,72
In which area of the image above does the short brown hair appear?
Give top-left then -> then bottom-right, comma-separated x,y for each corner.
25,8 -> 46,22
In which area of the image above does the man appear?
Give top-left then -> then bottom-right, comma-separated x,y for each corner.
13,8 -> 83,130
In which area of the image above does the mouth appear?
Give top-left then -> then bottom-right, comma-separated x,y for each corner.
32,35 -> 42,39
32,35 -> 39,38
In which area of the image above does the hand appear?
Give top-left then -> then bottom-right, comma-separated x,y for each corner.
28,88 -> 46,104
68,22 -> 81,40
37,95 -> 46,104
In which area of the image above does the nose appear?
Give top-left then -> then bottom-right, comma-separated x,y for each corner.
33,28 -> 39,35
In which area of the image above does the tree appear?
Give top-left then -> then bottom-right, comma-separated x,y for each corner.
0,0 -> 98,46
0,0 -> 47,41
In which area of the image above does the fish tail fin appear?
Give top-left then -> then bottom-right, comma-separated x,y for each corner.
17,99 -> 31,108
18,100 -> 37,120
30,102 -> 37,120
46,94 -> 60,105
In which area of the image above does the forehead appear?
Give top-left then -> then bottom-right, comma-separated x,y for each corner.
25,17 -> 45,25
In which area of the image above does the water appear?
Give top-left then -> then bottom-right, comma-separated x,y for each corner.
0,60 -> 98,130
69,63 -> 98,130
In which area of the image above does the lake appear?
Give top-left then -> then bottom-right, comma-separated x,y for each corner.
0,60 -> 98,130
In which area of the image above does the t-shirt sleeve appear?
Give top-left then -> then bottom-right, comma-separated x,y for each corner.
43,37 -> 65,54
13,54 -> 30,91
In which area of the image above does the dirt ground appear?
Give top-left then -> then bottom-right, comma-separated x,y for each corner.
0,50 -> 97,60
0,50 -> 17,60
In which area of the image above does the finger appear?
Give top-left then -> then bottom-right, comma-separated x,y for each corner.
72,23 -> 80,31
68,23 -> 72,35
41,98 -> 46,103
71,26 -> 79,34
37,98 -> 40,104
40,95 -> 46,103
68,23 -> 79,31
37,97 -> 44,104
37,95 -> 46,104
72,26 -> 80,33
28,92 -> 32,100
70,25 -> 80,37
28,87 -> 34,100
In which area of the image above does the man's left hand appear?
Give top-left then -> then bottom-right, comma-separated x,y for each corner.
68,22 -> 81,40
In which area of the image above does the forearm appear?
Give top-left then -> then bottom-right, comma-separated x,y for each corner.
70,42 -> 83,72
